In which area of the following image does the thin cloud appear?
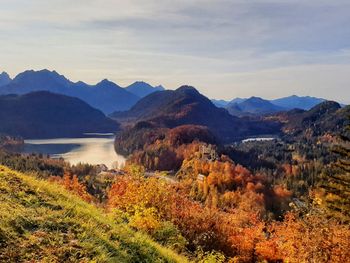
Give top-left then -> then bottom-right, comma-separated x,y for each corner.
0,0 -> 349,103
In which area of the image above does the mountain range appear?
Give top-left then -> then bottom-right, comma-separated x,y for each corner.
111,86 -> 281,143
0,69 -> 347,144
0,70 -> 163,114
1,68 -> 347,143
212,95 -> 326,116
2,69 -> 342,118
270,95 -> 325,110
0,91 -> 118,138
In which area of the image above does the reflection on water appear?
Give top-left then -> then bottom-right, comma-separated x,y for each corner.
23,137 -> 126,168
241,137 -> 277,143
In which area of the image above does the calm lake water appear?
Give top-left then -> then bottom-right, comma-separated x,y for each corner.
22,136 -> 126,168
241,137 -> 277,143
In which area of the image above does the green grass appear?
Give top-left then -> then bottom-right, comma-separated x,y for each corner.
0,165 -> 189,263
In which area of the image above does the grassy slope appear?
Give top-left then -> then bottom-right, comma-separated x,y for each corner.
0,165 -> 188,263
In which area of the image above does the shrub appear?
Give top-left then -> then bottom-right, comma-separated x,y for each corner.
153,221 -> 188,252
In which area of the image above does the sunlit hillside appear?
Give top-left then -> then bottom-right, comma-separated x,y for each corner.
0,165 -> 187,263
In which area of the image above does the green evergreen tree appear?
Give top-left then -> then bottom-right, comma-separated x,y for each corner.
322,123 -> 350,222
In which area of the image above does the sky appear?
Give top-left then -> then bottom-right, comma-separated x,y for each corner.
0,0 -> 349,103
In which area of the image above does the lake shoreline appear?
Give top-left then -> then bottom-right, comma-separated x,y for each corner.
20,136 -> 126,169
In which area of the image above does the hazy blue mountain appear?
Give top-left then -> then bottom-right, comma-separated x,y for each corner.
238,97 -> 285,113
271,95 -> 325,110
154,85 -> 165,90
211,99 -> 230,107
221,95 -> 330,116
229,98 -> 247,105
3,69 -> 72,94
0,72 -> 12,87
77,79 -> 140,114
226,96 -> 285,116
212,98 -> 247,108
0,91 -> 119,139
225,103 -> 248,116
0,69 -> 140,114
125,81 -> 164,98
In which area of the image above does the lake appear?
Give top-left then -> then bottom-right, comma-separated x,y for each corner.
241,137 -> 278,143
22,135 -> 126,168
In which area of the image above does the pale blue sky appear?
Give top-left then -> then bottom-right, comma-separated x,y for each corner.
0,0 -> 349,102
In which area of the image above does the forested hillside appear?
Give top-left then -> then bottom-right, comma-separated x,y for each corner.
267,101 -> 350,138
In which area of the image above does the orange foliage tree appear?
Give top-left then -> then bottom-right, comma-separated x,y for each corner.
107,173 -> 267,260
107,163 -> 350,262
51,172 -> 93,202
256,212 -> 350,262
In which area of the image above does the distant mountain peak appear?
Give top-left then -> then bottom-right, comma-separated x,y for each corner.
0,71 -> 11,87
227,97 -> 247,106
0,71 -> 10,77
24,69 -> 58,76
246,96 -> 265,102
126,81 -> 165,98
128,81 -> 154,89
176,85 -> 199,94
271,95 -> 325,110
211,99 -> 230,107
13,69 -> 71,86
134,81 -> 148,85
75,80 -> 88,86
226,96 -> 284,116
97,79 -> 115,86
154,85 -> 165,90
